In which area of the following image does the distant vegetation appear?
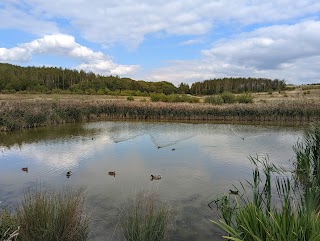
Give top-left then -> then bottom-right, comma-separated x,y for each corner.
204,92 -> 253,104
1,98 -> 319,131
0,63 -> 285,96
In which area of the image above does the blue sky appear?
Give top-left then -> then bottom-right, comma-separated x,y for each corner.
1,1 -> 320,85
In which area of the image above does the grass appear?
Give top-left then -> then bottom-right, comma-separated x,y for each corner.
0,188 -> 89,241
0,208 -> 19,241
210,123 -> 320,241
121,191 -> 171,241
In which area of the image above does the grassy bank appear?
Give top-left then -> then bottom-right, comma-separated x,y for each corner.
1,94 -> 320,131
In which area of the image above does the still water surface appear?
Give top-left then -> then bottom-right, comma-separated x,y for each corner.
0,122 -> 303,240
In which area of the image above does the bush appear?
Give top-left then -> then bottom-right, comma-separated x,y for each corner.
122,192 -> 171,241
127,96 -> 134,101
237,93 -> 254,103
204,95 -> 224,105
220,92 -> 237,104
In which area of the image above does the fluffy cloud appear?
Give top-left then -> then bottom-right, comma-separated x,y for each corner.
2,0 -> 320,48
0,34 -> 139,75
146,20 -> 320,85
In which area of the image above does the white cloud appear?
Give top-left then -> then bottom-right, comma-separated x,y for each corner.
0,1 -> 59,35
3,0 -> 320,48
0,34 -> 139,76
146,20 -> 320,85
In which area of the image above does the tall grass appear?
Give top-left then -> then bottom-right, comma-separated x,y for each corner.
0,208 -> 19,241
211,124 -> 320,241
16,188 -> 89,241
121,192 -> 171,241
293,123 -> 320,211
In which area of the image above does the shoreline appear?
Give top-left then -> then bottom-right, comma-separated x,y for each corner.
1,95 -> 319,131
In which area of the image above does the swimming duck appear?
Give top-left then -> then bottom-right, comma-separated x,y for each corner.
150,175 -> 162,180
66,171 -> 72,177
229,189 -> 239,195
21,167 -> 28,173
109,171 -> 116,176
171,148 -> 176,151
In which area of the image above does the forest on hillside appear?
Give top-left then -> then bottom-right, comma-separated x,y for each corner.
0,63 -> 285,95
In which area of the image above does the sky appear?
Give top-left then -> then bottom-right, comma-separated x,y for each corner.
0,0 -> 320,86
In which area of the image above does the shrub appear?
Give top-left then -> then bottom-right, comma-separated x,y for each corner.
204,95 -> 224,105
237,93 -> 254,103
220,92 -> 237,104
127,96 -> 134,101
97,89 -> 105,95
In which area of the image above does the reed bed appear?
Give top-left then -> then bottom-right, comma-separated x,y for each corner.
1,98 -> 320,131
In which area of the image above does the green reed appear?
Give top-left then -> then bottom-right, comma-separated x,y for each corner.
211,124 -> 320,241
121,192 -> 171,241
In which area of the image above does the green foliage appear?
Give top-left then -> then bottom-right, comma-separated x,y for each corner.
0,63 -> 287,97
204,95 -> 224,105
190,77 -> 286,95
220,92 -> 237,104
293,124 -> 320,211
122,192 -> 171,241
205,92 -> 253,104
127,96 -> 134,101
237,93 -> 254,103
150,93 -> 199,103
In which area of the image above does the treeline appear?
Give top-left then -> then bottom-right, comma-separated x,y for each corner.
0,63 -> 177,95
189,77 -> 286,95
0,63 -> 285,95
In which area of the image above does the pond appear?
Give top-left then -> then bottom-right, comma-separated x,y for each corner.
0,121 -> 303,240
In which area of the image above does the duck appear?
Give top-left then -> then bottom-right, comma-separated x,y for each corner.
109,171 -> 116,176
229,189 -> 239,195
171,148 -> 176,151
21,167 -> 28,173
66,171 -> 72,177
150,175 -> 162,180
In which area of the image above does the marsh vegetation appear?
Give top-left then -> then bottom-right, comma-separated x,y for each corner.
211,124 -> 320,241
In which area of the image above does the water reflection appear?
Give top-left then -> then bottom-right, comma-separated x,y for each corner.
0,121 -> 302,241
